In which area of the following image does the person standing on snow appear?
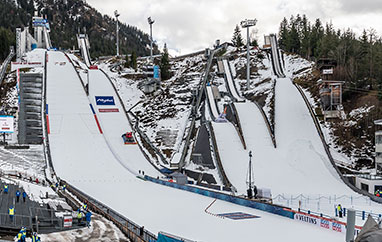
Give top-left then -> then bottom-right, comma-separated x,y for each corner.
85,211 -> 92,228
337,204 -> 343,218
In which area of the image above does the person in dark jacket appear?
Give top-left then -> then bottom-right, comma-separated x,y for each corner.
16,190 -> 21,202
85,211 -> 92,228
22,191 -> 27,202
253,185 -> 258,199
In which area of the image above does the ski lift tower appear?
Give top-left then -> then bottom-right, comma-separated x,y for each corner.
317,59 -> 344,120
114,10 -> 120,57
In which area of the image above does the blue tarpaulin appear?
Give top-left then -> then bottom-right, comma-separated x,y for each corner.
158,233 -> 188,242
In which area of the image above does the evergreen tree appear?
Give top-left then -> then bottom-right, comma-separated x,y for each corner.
278,17 -> 289,50
124,54 -> 129,68
130,51 -> 137,70
232,25 -> 244,48
160,43 -> 171,80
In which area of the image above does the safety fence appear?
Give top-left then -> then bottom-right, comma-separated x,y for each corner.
293,83 -> 382,205
61,180 -> 157,242
274,193 -> 381,221
0,47 -> 15,86
146,175 -> 369,236
145,175 -> 293,219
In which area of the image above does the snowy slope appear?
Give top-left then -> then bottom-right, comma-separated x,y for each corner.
79,38 -> 91,67
222,59 -> 244,102
88,69 -> 161,176
206,85 -> 220,120
45,51 -> 345,241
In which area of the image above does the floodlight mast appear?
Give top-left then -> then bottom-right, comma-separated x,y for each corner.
114,10 -> 120,56
148,17 -> 155,61
240,19 -> 257,90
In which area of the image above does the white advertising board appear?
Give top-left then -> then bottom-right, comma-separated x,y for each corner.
322,69 -> 334,75
0,116 -> 14,133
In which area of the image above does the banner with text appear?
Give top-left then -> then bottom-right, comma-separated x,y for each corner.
95,96 -> 115,106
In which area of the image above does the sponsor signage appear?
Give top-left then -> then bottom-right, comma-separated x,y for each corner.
294,212 -> 350,234
0,116 -> 14,133
95,96 -> 115,106
322,69 -> 333,75
294,213 -> 319,226
32,17 -> 48,27
99,108 -> 119,113
63,216 -> 72,228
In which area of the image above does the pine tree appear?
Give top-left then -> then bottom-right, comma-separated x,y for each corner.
232,25 -> 244,48
130,51 -> 137,70
160,43 -> 171,80
278,17 -> 289,50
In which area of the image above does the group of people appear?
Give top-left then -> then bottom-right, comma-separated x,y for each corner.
5,184 -> 28,221
16,227 -> 41,242
77,203 -> 92,228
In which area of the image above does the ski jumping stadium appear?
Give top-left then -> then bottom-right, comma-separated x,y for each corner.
2,19 -> 382,242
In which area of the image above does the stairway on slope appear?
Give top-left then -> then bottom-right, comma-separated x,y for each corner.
18,73 -> 44,145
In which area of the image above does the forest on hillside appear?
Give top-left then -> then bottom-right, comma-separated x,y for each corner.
278,15 -> 382,166
278,14 -> 382,99
0,0 -> 158,60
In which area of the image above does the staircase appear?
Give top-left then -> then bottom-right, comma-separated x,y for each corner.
18,73 -> 43,144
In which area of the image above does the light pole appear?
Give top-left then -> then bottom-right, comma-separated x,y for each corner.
240,19 -> 257,90
147,17 -> 155,61
114,10 -> 120,56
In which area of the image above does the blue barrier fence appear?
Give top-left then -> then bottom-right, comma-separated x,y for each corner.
144,176 -> 295,219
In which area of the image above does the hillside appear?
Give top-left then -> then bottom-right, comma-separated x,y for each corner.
0,0 -> 158,58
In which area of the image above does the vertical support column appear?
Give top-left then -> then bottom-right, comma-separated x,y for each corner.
346,209 -> 355,242
246,26 -> 250,90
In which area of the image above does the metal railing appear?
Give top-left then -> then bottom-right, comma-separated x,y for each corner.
178,47 -> 221,168
0,47 -> 15,86
62,180 -> 157,242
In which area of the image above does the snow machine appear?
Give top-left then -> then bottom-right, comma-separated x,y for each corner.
121,132 -> 137,145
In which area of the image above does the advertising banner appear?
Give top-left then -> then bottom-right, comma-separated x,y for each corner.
63,216 -> 72,228
99,108 -> 119,113
322,69 -> 334,75
0,116 -> 14,133
95,96 -> 115,106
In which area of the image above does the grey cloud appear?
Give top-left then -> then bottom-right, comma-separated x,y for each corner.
338,0 -> 382,14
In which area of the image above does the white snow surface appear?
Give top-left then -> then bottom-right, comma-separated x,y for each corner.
88,69 -> 161,176
44,51 -> 347,241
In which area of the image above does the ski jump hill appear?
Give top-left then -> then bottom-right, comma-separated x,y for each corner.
33,39 -> 381,241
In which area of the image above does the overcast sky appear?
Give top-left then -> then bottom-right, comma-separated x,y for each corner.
87,0 -> 382,56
